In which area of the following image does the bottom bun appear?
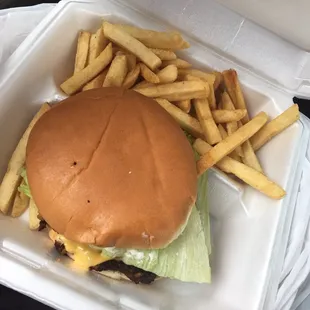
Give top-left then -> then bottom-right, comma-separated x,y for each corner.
95,269 -> 132,282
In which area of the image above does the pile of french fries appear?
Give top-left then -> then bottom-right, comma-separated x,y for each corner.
0,103 -> 50,226
0,21 -> 300,222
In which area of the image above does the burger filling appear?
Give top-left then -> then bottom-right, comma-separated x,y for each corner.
19,136 -> 211,284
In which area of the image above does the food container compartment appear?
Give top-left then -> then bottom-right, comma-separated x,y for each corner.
0,1 -> 305,310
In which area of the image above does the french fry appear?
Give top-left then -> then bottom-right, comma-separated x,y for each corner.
103,55 -> 128,87
213,71 -> 223,90
222,92 -> 243,157
126,54 -> 137,71
82,69 -> 108,91
61,43 -> 113,95
182,74 -> 201,82
0,103 -> 50,214
162,59 -> 191,69
218,124 -> 240,161
242,139 -> 263,172
251,104 -> 299,151
194,139 -> 285,199
74,31 -> 91,73
155,98 -> 203,138
223,69 -> 249,123
29,199 -> 41,230
110,24 -> 189,49
211,109 -> 247,123
157,65 -> 178,83
134,80 -> 152,89
208,82 -> 216,110
217,124 -> 228,139
134,80 -> 209,101
179,69 -> 216,85
88,28 -> 109,64
193,98 -> 222,145
123,64 -> 140,89
140,63 -> 160,84
103,22 -> 162,70
11,187 -> 29,218
182,75 -> 213,107
149,48 -> 177,60
116,51 -> 136,71
174,99 -> 191,113
196,112 -> 268,174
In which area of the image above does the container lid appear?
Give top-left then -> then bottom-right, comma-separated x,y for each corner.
217,0 -> 310,52
117,0 -> 310,97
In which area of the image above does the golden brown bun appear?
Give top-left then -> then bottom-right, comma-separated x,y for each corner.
26,87 -> 197,249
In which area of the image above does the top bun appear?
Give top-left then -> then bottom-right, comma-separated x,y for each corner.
26,88 -> 197,249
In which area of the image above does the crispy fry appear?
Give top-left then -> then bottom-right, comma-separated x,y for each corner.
174,99 -> 191,113
110,24 -> 189,49
208,82 -> 216,110
179,69 -> 216,85
0,103 -> 50,214
193,98 -> 222,145
182,74 -> 201,82
29,199 -> 41,230
103,22 -> 162,70
242,139 -> 263,172
126,54 -> 136,71
212,109 -> 247,123
251,104 -> 299,151
155,98 -> 203,138
162,59 -> 191,69
140,63 -> 160,84
223,69 -> 249,123
123,64 -> 140,89
134,80 -> 152,89
88,28 -> 109,64
218,124 -> 240,161
134,80 -> 209,101
194,139 -> 285,199
157,65 -> 178,83
61,43 -> 113,95
116,51 -> 136,71
217,124 -> 228,139
196,112 -> 268,174
82,69 -> 108,91
149,48 -> 177,60
212,71 -> 223,90
11,187 -> 29,218
103,55 -> 128,87
222,92 -> 243,157
74,31 -> 91,73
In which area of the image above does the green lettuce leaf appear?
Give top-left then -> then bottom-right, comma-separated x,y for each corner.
99,204 -> 211,283
197,171 -> 211,254
18,167 -> 32,198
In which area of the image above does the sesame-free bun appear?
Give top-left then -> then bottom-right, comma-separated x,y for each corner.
26,88 -> 197,249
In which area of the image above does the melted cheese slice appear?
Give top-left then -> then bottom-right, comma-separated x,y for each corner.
49,229 -> 110,269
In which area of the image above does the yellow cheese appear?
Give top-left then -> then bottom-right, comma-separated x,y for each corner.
49,229 -> 110,269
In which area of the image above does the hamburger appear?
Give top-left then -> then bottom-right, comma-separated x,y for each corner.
21,87 -> 211,284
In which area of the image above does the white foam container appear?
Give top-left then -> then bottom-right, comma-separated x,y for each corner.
1,1 -> 310,310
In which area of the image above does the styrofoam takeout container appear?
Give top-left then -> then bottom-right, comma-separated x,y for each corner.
0,1 -> 309,309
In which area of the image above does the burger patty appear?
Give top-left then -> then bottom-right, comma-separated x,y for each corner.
53,242 -> 157,284
38,220 -> 47,231
91,260 -> 157,284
